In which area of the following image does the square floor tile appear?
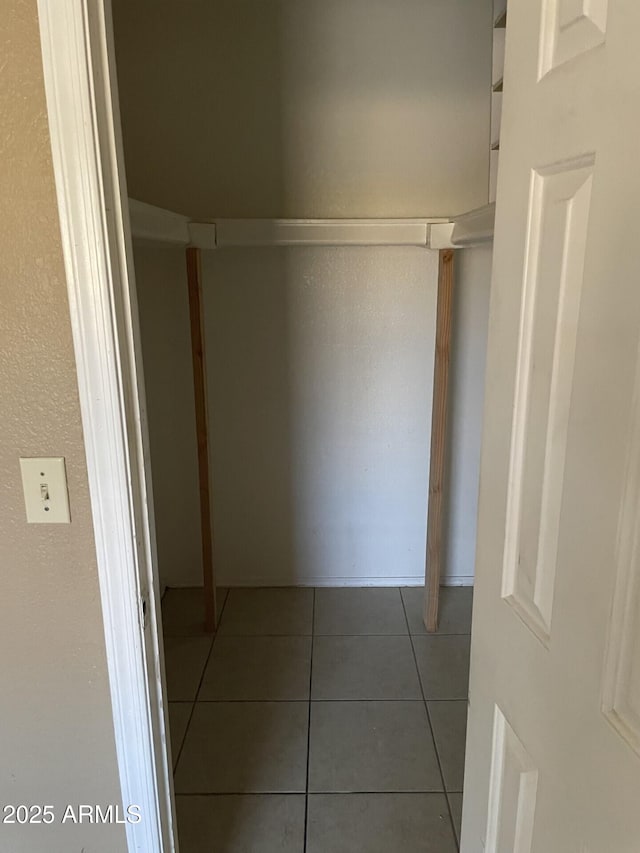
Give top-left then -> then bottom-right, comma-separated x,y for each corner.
311,636 -> 421,700
402,586 -> 473,635
162,587 -> 228,637
308,701 -> 442,793
428,700 -> 468,792
219,588 -> 313,636
448,793 -> 463,845
168,702 -> 192,770
176,795 -> 305,853
175,702 -> 309,793
200,636 -> 312,700
314,588 -> 407,635
307,794 -> 457,853
164,635 -> 213,700
413,635 -> 470,699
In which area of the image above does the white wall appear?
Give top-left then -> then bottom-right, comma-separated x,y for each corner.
113,0 -> 492,220
135,244 -> 492,588
203,246 -> 438,586
443,245 -> 493,584
134,245 -> 203,588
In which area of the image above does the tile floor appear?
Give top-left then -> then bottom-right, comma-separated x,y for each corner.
162,585 -> 472,853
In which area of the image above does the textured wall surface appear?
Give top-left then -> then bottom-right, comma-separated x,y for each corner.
203,246 -> 437,586
134,244 -> 492,588
121,0 -> 493,587
134,245 -> 203,587
113,0 -> 492,219
444,245 -> 493,583
0,2 -> 126,850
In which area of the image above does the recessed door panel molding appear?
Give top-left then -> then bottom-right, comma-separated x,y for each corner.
485,705 -> 539,853
602,347 -> 640,756
539,0 -> 609,78
502,155 -> 594,644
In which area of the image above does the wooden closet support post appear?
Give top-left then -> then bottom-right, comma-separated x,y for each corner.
424,249 -> 455,632
186,247 -> 217,632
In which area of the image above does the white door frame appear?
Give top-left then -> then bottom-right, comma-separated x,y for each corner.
37,1 -> 176,850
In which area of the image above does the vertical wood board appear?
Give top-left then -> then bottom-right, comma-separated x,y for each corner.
186,247 -> 217,631
424,249 -> 455,631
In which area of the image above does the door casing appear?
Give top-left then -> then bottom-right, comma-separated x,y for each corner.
37,1 -> 176,850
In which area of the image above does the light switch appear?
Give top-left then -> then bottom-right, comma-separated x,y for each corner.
19,457 -> 71,524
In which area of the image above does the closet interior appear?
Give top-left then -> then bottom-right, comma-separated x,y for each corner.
112,0 -> 507,849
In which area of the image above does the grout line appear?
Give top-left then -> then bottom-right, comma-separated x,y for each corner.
172,589 -> 231,774
205,631 -> 470,638
188,697 -> 468,704
168,587 -> 469,845
399,589 -> 460,852
185,697 -> 469,704
218,587 -> 230,613
450,791 -> 462,849
303,588 -> 316,853
195,698 -> 420,704
173,790 -> 455,797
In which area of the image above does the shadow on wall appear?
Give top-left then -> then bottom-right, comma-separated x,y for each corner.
202,246 -> 437,586
117,0 -> 493,587
134,245 -> 205,588
113,0 -> 492,219
442,246 -> 493,586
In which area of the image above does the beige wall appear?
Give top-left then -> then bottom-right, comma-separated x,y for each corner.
134,245 -> 203,588
113,0 -> 492,219
0,2 -> 126,850
203,246 -> 437,586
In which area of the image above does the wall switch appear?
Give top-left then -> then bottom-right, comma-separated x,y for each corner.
19,457 -> 71,524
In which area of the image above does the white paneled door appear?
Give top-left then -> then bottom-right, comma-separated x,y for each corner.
463,1 -> 640,851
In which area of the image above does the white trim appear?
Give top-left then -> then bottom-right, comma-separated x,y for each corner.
214,218 -> 441,247
37,2 -> 174,851
127,200 -> 496,252
441,575 -> 475,587
428,222 -> 456,249
216,576 -> 427,588
127,203 -> 451,249
213,575 -> 475,588
187,221 -> 217,250
451,203 -> 496,246
428,203 -> 496,248
129,198 -> 190,246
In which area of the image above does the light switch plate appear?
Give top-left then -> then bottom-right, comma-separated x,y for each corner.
19,457 -> 71,524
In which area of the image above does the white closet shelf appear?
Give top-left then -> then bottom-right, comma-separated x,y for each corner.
128,198 -> 493,250
214,218 -> 448,247
128,198 -> 191,246
128,199 -> 451,249
428,203 -> 495,248
128,199 -> 217,248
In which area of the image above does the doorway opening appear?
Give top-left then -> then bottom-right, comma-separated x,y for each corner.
113,0 -> 499,850
39,0 -> 504,849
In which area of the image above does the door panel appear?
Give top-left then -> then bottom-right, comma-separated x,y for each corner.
503,156 -> 593,643
603,364 -> 640,757
463,1 -> 640,851
539,0 -> 609,77
485,706 -> 538,853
